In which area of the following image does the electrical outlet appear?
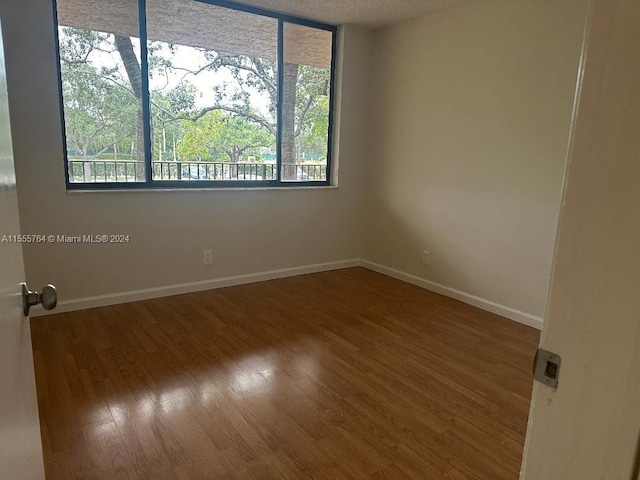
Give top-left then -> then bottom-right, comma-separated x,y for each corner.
203,250 -> 213,266
422,250 -> 431,266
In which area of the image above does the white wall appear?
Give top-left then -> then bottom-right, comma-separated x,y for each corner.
0,0 -> 372,301
363,0 -> 588,319
1,0 -> 590,323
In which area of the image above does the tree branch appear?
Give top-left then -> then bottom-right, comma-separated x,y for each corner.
68,135 -> 84,156
75,70 -> 136,98
295,94 -> 315,137
238,143 -> 267,155
217,58 -> 277,100
173,58 -> 221,81
173,106 -> 276,136
90,128 -> 137,158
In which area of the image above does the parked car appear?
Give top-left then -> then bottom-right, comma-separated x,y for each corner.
181,164 -> 211,180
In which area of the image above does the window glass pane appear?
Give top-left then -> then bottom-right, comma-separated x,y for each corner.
281,23 -> 332,182
146,0 -> 278,181
56,0 -> 146,183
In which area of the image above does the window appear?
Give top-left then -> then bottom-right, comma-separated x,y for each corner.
53,0 -> 336,189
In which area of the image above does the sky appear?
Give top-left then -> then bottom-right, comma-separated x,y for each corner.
149,41 -> 273,116
59,27 -> 273,117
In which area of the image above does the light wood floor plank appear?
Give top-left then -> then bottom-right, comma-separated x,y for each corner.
32,267 -> 539,479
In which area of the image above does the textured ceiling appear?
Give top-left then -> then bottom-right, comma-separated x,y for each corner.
58,0 -> 481,68
58,0 -> 333,67
227,0 -> 484,28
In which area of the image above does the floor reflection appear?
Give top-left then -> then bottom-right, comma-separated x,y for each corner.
98,346 -> 323,424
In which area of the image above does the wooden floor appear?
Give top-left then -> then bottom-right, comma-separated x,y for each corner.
31,267 -> 540,480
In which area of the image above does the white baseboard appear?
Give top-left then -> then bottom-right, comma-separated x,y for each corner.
30,257 -> 543,330
359,260 -> 544,330
29,259 -> 360,317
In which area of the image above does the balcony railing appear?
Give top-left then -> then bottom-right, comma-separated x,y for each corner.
68,159 -> 326,183
153,161 -> 278,181
69,159 -> 144,183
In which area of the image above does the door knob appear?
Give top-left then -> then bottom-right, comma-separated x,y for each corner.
21,283 -> 57,316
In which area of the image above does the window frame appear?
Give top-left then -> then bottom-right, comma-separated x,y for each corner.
52,0 -> 338,190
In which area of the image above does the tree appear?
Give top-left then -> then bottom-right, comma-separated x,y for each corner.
166,50 -> 331,179
114,35 -> 144,179
213,115 -> 273,163
59,28 -> 139,180
176,110 -> 223,161
150,83 -> 197,162
211,58 -> 330,177
60,29 -> 190,180
177,111 -> 272,164
293,65 -> 331,159
59,27 -> 331,182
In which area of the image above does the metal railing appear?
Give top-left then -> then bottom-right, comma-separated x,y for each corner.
68,159 -> 327,183
153,161 -> 277,181
281,164 -> 327,182
68,159 -> 145,183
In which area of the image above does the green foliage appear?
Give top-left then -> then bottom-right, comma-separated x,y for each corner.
296,65 -> 331,157
59,26 -> 332,168
213,115 -> 273,162
176,112 -> 272,162
176,111 -> 223,160
59,27 -> 138,158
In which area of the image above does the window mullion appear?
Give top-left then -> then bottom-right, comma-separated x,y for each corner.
138,0 -> 153,184
326,28 -> 338,186
276,19 -> 284,184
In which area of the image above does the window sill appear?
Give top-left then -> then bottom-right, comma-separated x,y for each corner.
65,185 -> 339,194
